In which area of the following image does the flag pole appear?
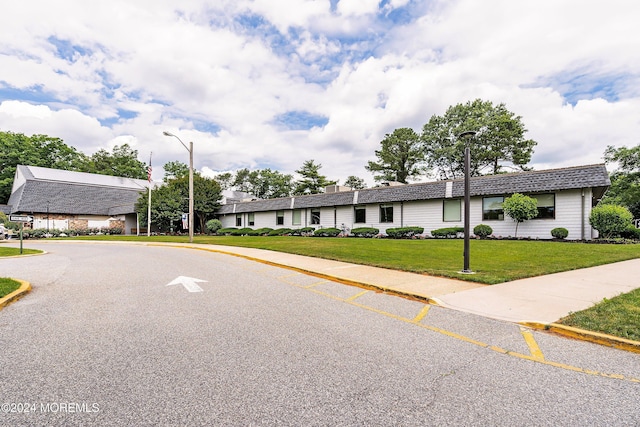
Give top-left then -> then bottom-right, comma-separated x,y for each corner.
147,152 -> 152,237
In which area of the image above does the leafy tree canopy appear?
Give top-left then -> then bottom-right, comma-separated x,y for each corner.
294,160 -> 337,195
84,144 -> 148,179
233,168 -> 294,199
502,193 -> 538,237
163,161 -> 190,181
344,175 -> 367,190
421,99 -> 537,179
365,128 -> 426,183
603,144 -> 640,218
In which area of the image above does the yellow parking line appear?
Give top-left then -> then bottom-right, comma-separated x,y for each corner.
412,305 -> 431,323
520,327 -> 545,360
346,290 -> 369,302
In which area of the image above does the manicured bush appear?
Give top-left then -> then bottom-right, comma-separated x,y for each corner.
206,219 -> 222,234
250,227 -> 274,236
351,227 -> 380,238
268,228 -> 292,236
230,227 -> 255,236
503,193 -> 538,237
473,224 -> 493,238
385,227 -> 424,239
216,227 -> 238,235
430,227 -> 464,238
589,204 -> 633,239
551,227 -> 569,239
620,225 -> 640,240
313,228 -> 341,237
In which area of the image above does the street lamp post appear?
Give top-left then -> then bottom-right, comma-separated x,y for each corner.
458,131 -> 476,274
163,131 -> 194,243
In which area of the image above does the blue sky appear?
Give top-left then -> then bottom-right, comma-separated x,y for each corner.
1,0 -> 639,184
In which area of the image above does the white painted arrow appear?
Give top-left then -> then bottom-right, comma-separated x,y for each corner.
166,276 -> 208,293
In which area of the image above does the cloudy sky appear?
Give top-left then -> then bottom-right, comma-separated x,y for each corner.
1,0 -> 639,185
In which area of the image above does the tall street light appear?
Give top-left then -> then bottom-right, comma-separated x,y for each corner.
458,130 -> 476,274
163,131 -> 194,243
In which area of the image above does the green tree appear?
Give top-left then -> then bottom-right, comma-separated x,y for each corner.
502,193 -> 538,237
232,168 -> 294,198
214,172 -> 234,190
137,172 -> 222,233
602,144 -> 640,218
365,128 -> 426,183
294,160 -> 337,195
163,161 -> 189,181
0,131 -> 88,203
344,175 -> 367,189
421,99 -> 537,179
589,204 -> 633,239
85,144 -> 147,179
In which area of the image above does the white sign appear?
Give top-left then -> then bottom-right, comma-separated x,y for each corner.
166,276 -> 207,293
9,215 -> 33,222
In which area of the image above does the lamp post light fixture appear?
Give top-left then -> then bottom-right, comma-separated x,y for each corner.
458,130 -> 477,274
163,131 -> 194,243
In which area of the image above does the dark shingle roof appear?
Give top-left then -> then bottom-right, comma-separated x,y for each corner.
8,181 -> 144,215
217,164 -> 610,214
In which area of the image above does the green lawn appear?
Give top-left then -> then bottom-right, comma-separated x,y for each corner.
0,247 -> 42,257
74,235 -> 640,284
558,289 -> 640,341
0,278 -> 21,298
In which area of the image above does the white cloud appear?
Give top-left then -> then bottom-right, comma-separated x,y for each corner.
1,0 -> 640,188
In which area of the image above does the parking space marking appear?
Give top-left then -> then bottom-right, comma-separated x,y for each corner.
345,290 -> 369,302
520,327 -> 545,360
412,305 -> 431,323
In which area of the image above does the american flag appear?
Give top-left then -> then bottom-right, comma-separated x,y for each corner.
147,165 -> 152,182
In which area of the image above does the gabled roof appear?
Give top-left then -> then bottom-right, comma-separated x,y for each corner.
8,165 -> 151,215
217,164 -> 610,214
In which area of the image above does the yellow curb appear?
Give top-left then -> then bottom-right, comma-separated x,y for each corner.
0,279 -> 32,310
520,321 -> 640,354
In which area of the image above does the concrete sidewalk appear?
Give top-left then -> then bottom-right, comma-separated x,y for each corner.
198,244 -> 640,324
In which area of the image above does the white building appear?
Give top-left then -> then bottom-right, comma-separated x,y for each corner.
216,164 -> 610,240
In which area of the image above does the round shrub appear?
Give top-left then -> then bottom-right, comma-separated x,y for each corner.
216,227 -> 238,235
206,219 -> 222,234
551,227 -> 569,239
589,204 -> 633,238
313,228 -> 341,237
430,227 -> 464,238
268,228 -> 292,236
473,224 -> 493,238
386,227 -> 425,239
620,225 -> 640,240
351,227 -> 379,238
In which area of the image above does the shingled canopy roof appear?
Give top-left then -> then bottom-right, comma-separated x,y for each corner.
7,165 -> 151,216
217,164 -> 610,214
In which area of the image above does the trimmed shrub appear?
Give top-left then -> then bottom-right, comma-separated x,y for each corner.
589,204 -> 633,238
230,227 -> 255,236
250,227 -> 274,236
268,228 -> 292,236
206,219 -> 222,234
551,227 -> 569,239
313,227 -> 341,237
430,227 -> 464,238
351,227 -> 380,238
216,227 -> 238,235
386,227 -> 424,239
473,224 -> 493,238
621,225 -> 640,240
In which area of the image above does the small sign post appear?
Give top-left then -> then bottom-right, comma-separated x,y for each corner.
9,215 -> 33,255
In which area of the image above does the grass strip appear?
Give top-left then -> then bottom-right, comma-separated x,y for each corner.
0,278 -> 21,298
558,289 -> 640,341
0,247 -> 42,257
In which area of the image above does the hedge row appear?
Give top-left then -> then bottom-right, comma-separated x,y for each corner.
19,227 -> 124,238
385,227 -> 424,239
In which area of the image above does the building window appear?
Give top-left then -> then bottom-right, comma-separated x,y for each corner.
276,210 -> 285,225
483,197 -> 504,220
292,209 -> 301,226
443,199 -> 461,222
248,212 -> 255,226
310,209 -> 321,225
532,193 -> 555,219
380,204 -> 394,223
236,214 -> 242,227
354,205 -> 366,223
